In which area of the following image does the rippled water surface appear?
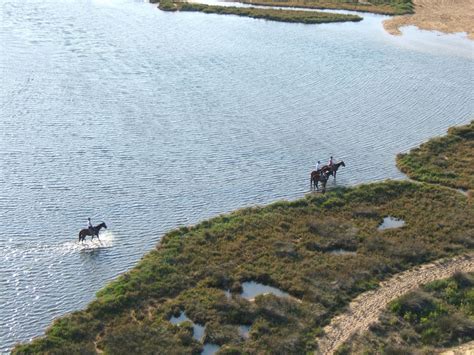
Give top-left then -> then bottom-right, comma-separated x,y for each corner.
0,0 -> 473,350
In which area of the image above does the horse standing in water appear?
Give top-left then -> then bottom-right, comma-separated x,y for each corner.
310,170 -> 328,192
78,222 -> 107,243
322,161 -> 346,180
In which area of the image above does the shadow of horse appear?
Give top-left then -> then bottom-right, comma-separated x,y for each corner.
78,222 -> 107,243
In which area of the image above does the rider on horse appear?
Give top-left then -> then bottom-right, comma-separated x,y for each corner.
88,218 -> 93,233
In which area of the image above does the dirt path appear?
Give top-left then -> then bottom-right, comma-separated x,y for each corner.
316,253 -> 474,354
383,0 -> 474,39
439,340 -> 474,354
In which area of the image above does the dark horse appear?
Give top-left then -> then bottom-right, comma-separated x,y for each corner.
310,170 -> 328,191
321,161 -> 346,180
78,222 -> 107,243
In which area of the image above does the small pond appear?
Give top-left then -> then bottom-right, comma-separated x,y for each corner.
329,249 -> 357,256
378,216 -> 405,230
241,281 -> 290,300
239,325 -> 251,339
169,312 -> 205,342
202,343 -> 221,355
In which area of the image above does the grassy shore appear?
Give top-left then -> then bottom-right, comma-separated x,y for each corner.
13,180 -> 473,353
240,0 -> 413,16
338,272 -> 474,353
397,121 -> 474,191
157,1 -> 362,24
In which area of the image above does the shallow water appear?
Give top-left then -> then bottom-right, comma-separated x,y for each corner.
329,248 -> 357,255
0,0 -> 473,350
239,325 -> 251,339
169,312 -> 205,341
202,343 -> 221,355
241,281 -> 291,299
378,216 -> 406,230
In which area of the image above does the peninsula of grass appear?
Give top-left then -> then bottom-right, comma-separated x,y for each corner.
240,0 -> 413,15
397,121 -> 474,191
13,180 -> 473,353
338,272 -> 474,353
157,1 -> 362,24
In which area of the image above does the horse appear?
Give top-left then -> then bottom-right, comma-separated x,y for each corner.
310,170 -> 328,192
78,222 -> 107,243
321,161 -> 346,180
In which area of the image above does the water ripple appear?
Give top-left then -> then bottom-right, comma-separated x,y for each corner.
1,0 -> 473,352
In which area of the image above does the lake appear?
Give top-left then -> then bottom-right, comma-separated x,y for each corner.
0,0 -> 472,351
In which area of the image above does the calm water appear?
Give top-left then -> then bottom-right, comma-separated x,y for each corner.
0,0 -> 473,350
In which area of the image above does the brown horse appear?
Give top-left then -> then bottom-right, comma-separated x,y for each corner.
321,161 -> 346,179
310,170 -> 328,191
78,222 -> 107,243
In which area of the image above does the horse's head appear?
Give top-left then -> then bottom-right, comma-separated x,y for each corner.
100,222 -> 107,229
340,161 -> 345,167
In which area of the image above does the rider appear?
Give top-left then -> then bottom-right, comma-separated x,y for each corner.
87,217 -> 93,233
316,160 -> 322,172
328,156 -> 334,167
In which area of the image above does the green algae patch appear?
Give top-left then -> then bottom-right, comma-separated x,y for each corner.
240,0 -> 413,15
158,1 -> 363,24
397,121 -> 474,191
13,181 -> 473,353
339,272 -> 474,353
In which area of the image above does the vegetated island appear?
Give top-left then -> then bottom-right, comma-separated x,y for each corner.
339,272 -> 474,353
397,121 -> 474,192
239,0 -> 413,16
156,0 -> 362,24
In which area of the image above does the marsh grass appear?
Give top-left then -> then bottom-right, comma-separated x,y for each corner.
397,121 -> 474,191
13,181 -> 473,354
340,272 -> 474,353
241,0 -> 413,15
158,2 -> 363,24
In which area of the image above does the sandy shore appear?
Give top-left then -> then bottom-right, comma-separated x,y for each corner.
384,0 -> 474,39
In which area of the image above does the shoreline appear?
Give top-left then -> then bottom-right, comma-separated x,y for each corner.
12,123 -> 474,353
383,0 -> 474,40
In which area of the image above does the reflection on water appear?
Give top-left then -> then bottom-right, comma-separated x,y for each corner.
0,0 -> 473,350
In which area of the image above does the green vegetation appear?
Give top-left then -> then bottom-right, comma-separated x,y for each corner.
240,0 -> 413,15
157,2 -> 363,24
13,181 -> 473,354
397,121 -> 474,191
338,272 -> 474,353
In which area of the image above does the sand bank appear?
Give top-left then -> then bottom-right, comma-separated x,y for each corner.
384,0 -> 474,39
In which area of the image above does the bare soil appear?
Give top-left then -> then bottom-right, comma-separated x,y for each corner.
316,253 -> 474,354
384,0 -> 474,39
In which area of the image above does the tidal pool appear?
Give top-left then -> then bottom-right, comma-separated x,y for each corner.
329,249 -> 357,255
378,216 -> 406,230
202,343 -> 221,355
241,281 -> 291,299
170,312 -> 205,341
1,0 -> 472,350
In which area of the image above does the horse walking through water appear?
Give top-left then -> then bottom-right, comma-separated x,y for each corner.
321,161 -> 346,180
310,170 -> 328,191
78,222 -> 107,243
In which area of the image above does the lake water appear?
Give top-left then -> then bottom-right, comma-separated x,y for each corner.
0,0 -> 473,351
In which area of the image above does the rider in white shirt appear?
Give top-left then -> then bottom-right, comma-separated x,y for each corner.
316,161 -> 322,172
88,218 -> 93,231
